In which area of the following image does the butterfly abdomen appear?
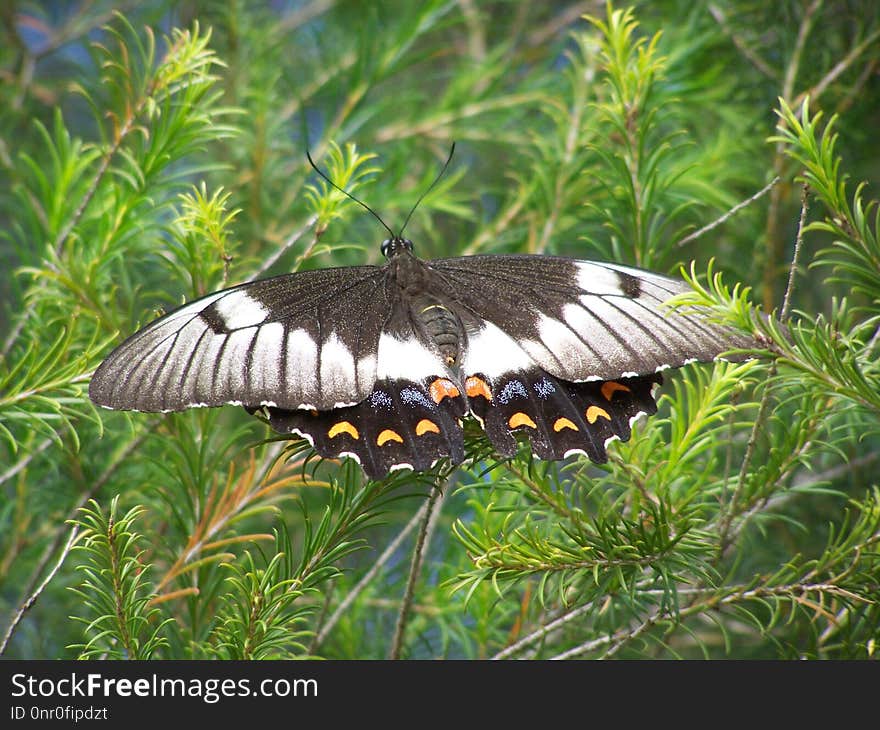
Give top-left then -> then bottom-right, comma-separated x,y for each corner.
415,300 -> 463,366
390,252 -> 465,367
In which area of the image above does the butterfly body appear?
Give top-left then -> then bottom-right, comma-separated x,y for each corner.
384,242 -> 468,367
90,237 -> 754,478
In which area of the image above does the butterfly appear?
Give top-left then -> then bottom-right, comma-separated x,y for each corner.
89,240 -> 757,479
89,147 -> 754,479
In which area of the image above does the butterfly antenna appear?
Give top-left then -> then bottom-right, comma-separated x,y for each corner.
306,149 -> 394,238
397,142 -> 456,237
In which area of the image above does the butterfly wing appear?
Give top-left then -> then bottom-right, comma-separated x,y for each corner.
89,266 -> 390,412
264,376 -> 467,479
261,292 -> 468,478
428,254 -> 753,464
90,263 -> 469,478
430,254 -> 752,381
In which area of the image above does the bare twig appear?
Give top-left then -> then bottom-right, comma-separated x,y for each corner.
761,0 -> 822,311
0,438 -> 53,487
388,482 -> 446,659
723,452 -> 879,546
784,1 -> 823,104
708,5 -> 777,79
718,182 -> 810,554
676,176 -> 780,248
253,213 -> 320,277
551,611 -> 663,660
458,0 -> 487,62
0,427 -> 154,654
0,525 -> 80,655
276,0 -> 335,33
836,58 -> 880,117
312,497 -> 431,649
526,2 -> 595,50
780,182 -> 810,321
493,602 -> 594,660
511,572 -> 871,660
792,28 -> 880,110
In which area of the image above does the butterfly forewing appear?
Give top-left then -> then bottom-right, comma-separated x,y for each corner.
89,266 -> 388,412
429,255 -> 753,382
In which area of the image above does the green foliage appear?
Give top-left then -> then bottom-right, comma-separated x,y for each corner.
2,1 -> 879,661
208,526 -> 313,660
585,6 -> 693,269
772,98 -> 880,309
68,497 -> 169,659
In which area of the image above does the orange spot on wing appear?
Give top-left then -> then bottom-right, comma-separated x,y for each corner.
508,412 -> 537,429
553,417 -> 579,432
586,406 -> 611,424
429,378 -> 460,404
415,419 -> 441,436
377,429 -> 404,446
465,376 -> 493,400
328,421 -> 359,439
601,381 -> 631,401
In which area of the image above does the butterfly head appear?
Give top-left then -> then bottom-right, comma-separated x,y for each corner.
381,236 -> 414,259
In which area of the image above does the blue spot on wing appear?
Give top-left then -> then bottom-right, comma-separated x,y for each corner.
400,387 -> 433,409
498,380 -> 528,404
369,390 -> 393,409
534,377 -> 556,398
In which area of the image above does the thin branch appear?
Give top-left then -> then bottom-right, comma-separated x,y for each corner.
276,0 -> 335,33
707,4 -> 777,79
513,574 -> 872,660
525,2 -> 594,50
253,214 -> 319,278
761,0 -> 821,311
792,27 -> 880,110
0,525 -> 80,655
781,182 -> 810,321
836,57 -> 879,117
783,0 -> 823,104
374,92 -> 546,143
676,176 -> 780,248
0,437 -> 53,487
29,3 -> 143,62
388,482 -> 446,659
0,427 -> 154,654
458,0 -> 487,63
493,602 -> 593,660
718,182 -> 810,555
313,497 -> 431,649
723,452 -> 879,546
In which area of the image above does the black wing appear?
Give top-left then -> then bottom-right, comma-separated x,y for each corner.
429,254 -> 753,382
419,254 -> 753,469
89,265 -> 392,412
261,284 -> 469,479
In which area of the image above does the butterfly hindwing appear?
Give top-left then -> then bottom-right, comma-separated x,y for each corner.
466,369 -> 661,463
264,376 -> 467,479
